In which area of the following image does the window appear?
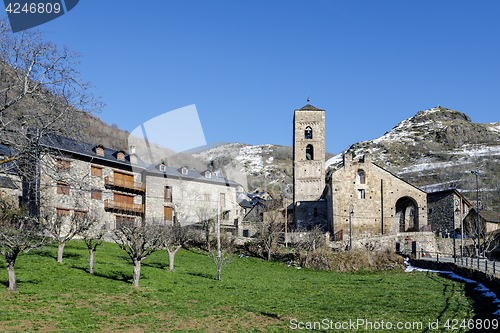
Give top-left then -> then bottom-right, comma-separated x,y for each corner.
91,165 -> 102,177
221,210 -> 229,220
220,193 -> 226,209
117,152 -> 125,161
56,159 -> 70,171
181,167 -> 188,175
95,146 -> 104,156
306,144 -> 314,160
56,208 -> 69,216
164,186 -> 172,202
91,188 -> 102,200
204,193 -> 210,202
115,215 -> 134,229
164,206 -> 173,221
74,210 -> 87,218
305,126 -> 313,139
57,182 -> 69,195
357,169 -> 366,184
358,189 -> 365,199
159,164 -> 166,171
204,171 -> 211,178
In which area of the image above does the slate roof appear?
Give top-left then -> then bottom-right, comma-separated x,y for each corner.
40,133 -> 149,169
427,188 -> 472,207
0,175 -> 17,189
0,143 -> 18,174
479,210 -> 500,224
144,163 -> 240,187
41,133 -> 240,187
298,104 -> 324,111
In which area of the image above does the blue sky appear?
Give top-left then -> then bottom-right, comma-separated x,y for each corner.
17,0 -> 500,154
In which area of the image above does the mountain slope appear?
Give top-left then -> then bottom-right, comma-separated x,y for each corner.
344,107 -> 500,211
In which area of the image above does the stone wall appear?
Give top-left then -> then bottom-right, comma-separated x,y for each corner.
40,154 -> 143,230
427,190 -> 471,237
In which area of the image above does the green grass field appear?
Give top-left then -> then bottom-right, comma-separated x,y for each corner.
0,240 -> 489,332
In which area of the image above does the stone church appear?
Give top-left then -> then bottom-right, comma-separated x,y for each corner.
293,104 -> 428,239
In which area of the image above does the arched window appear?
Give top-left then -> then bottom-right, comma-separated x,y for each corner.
305,126 -> 313,139
357,169 -> 366,184
306,144 -> 314,160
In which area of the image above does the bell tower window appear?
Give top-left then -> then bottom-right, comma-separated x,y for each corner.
305,126 -> 312,139
357,169 -> 366,184
306,144 -> 314,160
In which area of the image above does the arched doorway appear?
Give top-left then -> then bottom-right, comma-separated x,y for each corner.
395,196 -> 419,232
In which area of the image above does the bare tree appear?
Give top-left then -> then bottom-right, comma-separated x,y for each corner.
78,213 -> 105,274
40,209 -> 88,263
464,213 -> 489,257
209,250 -> 233,281
256,209 -> 283,261
0,197 -> 47,291
164,217 -> 189,272
113,220 -> 165,287
0,18 -> 102,215
297,225 -> 327,267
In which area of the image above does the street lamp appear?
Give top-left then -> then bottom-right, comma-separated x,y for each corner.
471,170 -> 480,257
349,205 -> 354,250
454,206 -> 459,262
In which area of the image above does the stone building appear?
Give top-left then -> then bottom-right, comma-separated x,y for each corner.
16,134 -> 241,231
292,104 -> 328,228
291,104 -> 428,240
427,189 -> 471,237
325,154 -> 428,239
0,144 -> 21,203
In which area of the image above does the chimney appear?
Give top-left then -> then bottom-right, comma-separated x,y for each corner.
129,145 -> 136,155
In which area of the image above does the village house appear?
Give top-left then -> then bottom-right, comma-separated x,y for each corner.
427,189 -> 472,237
3,133 -> 242,232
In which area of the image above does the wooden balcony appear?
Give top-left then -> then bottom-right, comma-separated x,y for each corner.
104,199 -> 144,214
104,176 -> 145,193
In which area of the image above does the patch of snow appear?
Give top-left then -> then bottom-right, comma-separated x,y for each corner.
451,144 -> 500,157
326,152 -> 344,169
404,259 -> 500,317
487,122 -> 500,133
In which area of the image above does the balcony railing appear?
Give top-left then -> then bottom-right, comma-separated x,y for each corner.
105,176 -> 145,193
104,199 -> 144,214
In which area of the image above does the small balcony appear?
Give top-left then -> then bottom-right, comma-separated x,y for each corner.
104,176 -> 145,193
104,199 -> 144,214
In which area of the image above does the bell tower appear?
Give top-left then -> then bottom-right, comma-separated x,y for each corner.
293,104 -> 326,226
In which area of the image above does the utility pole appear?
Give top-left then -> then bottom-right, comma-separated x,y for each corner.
284,197 -> 288,248
349,204 -> 354,250
217,194 -> 221,258
471,170 -> 480,257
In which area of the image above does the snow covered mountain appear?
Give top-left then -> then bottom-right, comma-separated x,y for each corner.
344,107 -> 500,211
191,107 -> 500,211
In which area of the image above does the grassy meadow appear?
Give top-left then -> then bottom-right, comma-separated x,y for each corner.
0,240 -> 490,332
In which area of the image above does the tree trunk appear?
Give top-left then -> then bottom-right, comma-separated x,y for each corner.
217,267 -> 222,281
267,248 -> 272,261
57,242 -> 66,264
6,257 -> 17,292
89,249 -> 95,274
167,245 -> 181,272
132,260 -> 141,287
